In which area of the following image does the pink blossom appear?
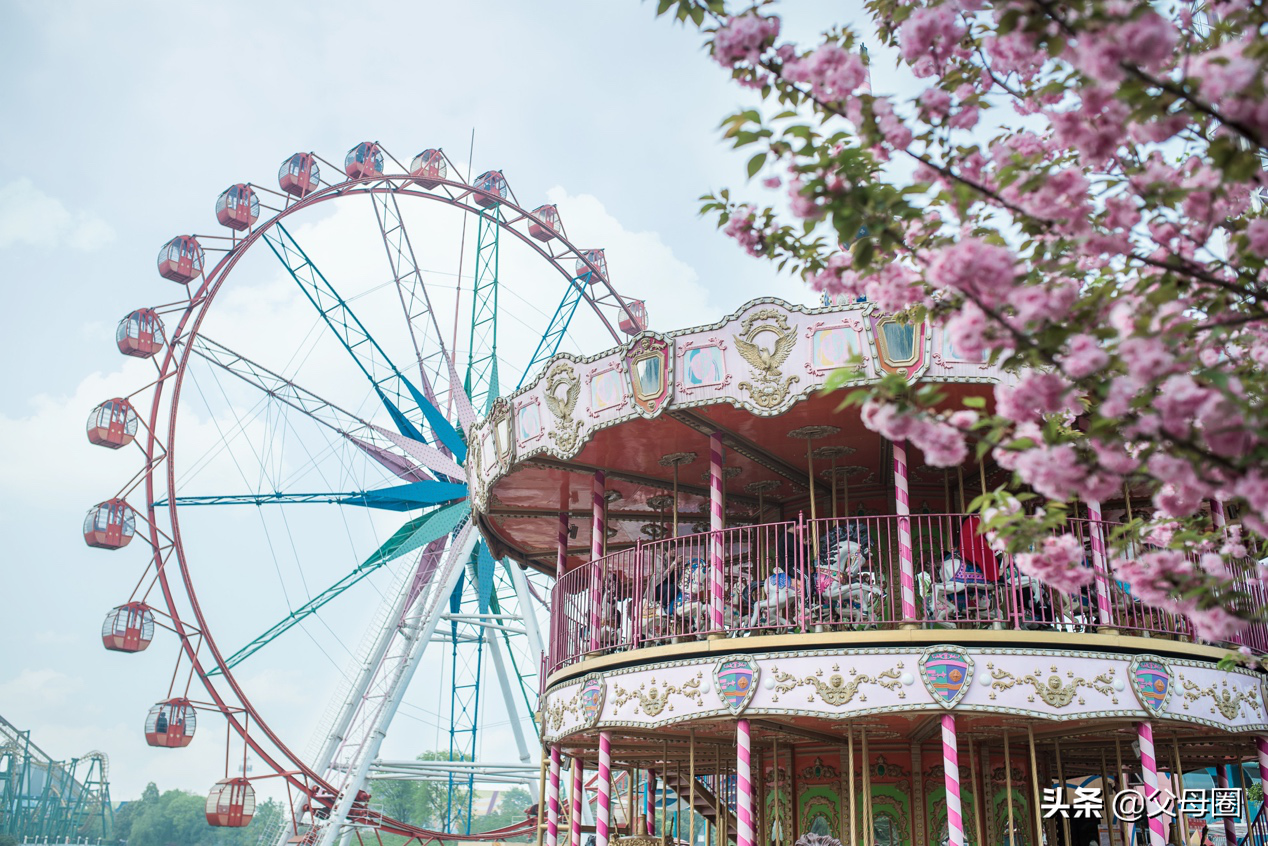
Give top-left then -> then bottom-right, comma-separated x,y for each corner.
1236,470 -> 1268,521
723,205 -> 765,257
712,13 -> 780,68
860,399 -> 918,442
995,372 -> 1078,424
1058,334 -> 1109,378
1190,35 -> 1258,102
785,44 -> 867,102
1246,219 -> 1268,257
1117,11 -> 1178,71
899,5 -> 966,74
864,264 -> 923,312
926,238 -> 1017,307
945,301 -> 989,358
787,179 -> 823,220
762,176 -> 781,189
1015,534 -> 1094,593
919,87 -> 953,120
1014,444 -> 1086,500
908,417 -> 969,467
1119,336 -> 1176,382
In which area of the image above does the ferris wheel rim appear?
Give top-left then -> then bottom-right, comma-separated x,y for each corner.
133,160 -> 613,839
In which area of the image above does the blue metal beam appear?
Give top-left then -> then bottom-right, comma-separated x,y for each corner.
210,502 -> 470,673
158,479 -> 467,511
263,223 -> 466,462
517,275 -> 587,390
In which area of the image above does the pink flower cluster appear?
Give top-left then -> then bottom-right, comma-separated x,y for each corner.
1113,551 -> 1248,642
899,5 -> 967,77
1015,534 -> 1094,594
784,45 -> 867,103
712,13 -> 780,68
860,399 -> 968,467
722,205 -> 765,257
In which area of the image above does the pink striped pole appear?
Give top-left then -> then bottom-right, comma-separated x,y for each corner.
893,440 -> 918,622
1217,765 -> 1238,845
941,714 -> 965,846
1086,500 -> 1115,627
737,719 -> 754,846
1136,722 -> 1167,846
558,510 -> 569,578
646,770 -> 656,835
1213,498 -> 1227,528
597,731 -> 613,846
547,747 -> 561,846
570,758 -> 583,846
1256,736 -> 1268,783
589,470 -> 606,651
709,431 -> 726,633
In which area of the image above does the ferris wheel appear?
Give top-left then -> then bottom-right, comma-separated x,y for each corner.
83,141 -> 649,846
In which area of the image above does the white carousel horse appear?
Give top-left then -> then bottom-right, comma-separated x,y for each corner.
928,551 -> 996,623
747,569 -> 797,628
818,539 -> 885,624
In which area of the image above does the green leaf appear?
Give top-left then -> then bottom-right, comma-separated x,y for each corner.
747,152 -> 768,179
963,396 -> 986,409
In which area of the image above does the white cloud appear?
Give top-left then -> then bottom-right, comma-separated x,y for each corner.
0,668 -> 84,707
0,178 -> 115,251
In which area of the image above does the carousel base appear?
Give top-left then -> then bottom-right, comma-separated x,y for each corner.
539,634 -> 1268,846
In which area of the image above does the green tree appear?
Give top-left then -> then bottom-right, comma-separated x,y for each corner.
471,787 -> 534,838
369,750 -> 473,831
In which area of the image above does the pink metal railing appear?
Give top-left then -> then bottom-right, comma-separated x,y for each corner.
546,513 -> 1268,676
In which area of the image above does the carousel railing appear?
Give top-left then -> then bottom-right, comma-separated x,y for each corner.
545,513 -> 1268,676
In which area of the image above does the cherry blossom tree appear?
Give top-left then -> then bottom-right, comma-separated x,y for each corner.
654,0 -> 1268,645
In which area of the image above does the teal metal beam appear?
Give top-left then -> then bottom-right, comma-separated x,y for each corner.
161,480 -> 467,512
517,275 -> 587,390
209,502 -> 470,674
464,208 -> 501,413
264,223 -> 466,461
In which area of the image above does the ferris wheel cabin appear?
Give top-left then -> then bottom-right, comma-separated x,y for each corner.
529,204 -> 561,241
472,170 -> 508,208
83,499 -> 135,549
344,142 -> 384,179
116,308 -> 165,358
205,778 -> 255,827
101,602 -> 155,653
278,153 -> 320,196
156,236 -> 204,284
619,299 -> 648,335
215,184 -> 260,231
86,398 -> 138,449
410,149 -> 447,189
144,698 -> 196,748
576,248 -> 607,283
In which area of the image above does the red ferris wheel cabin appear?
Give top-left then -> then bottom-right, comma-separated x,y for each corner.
619,299 -> 648,335
472,170 -> 508,208
86,398 -> 138,449
206,778 -> 255,827
344,142 -> 384,179
156,236 -> 204,283
576,249 -> 607,283
144,698 -> 196,748
529,204 -> 561,241
101,602 -> 155,653
83,499 -> 135,549
215,184 -> 260,231
116,309 -> 165,358
410,149 -> 447,189
278,153 -> 320,196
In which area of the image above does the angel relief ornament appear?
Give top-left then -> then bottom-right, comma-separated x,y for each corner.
734,308 -> 800,409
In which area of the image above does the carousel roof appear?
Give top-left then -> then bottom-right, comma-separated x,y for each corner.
467,297 -> 1013,573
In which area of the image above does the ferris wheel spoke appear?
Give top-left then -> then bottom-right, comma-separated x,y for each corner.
158,479 -> 466,510
261,222 -> 463,457
188,336 -> 454,482
517,277 -> 588,390
368,189 -> 457,423
208,501 -> 470,674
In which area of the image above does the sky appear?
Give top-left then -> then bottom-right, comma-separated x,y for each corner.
0,0 -> 891,808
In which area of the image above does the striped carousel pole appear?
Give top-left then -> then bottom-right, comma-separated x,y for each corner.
1256,736 -> 1268,783
646,770 -> 656,835
589,469 -> 606,652
1136,722 -> 1167,846
737,719 -> 754,846
709,431 -> 726,633
571,757 -> 584,846
1217,765 -> 1238,846
1085,499 -> 1115,628
547,747 -> 562,846
893,439 -> 918,622
597,731 -> 613,846
941,714 -> 966,846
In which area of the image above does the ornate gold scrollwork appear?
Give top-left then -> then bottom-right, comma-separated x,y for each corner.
985,663 -> 1118,707
734,308 -> 801,409
768,663 -> 905,706
544,361 -> 583,453
1180,676 -> 1262,720
610,673 -> 705,717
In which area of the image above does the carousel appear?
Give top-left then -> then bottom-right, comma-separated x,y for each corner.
465,297 -> 1268,846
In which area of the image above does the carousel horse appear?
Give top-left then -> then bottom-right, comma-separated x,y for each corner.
927,549 -> 997,623
747,567 -> 798,628
816,522 -> 884,624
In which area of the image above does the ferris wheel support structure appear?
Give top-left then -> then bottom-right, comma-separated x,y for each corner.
91,144 -> 647,846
